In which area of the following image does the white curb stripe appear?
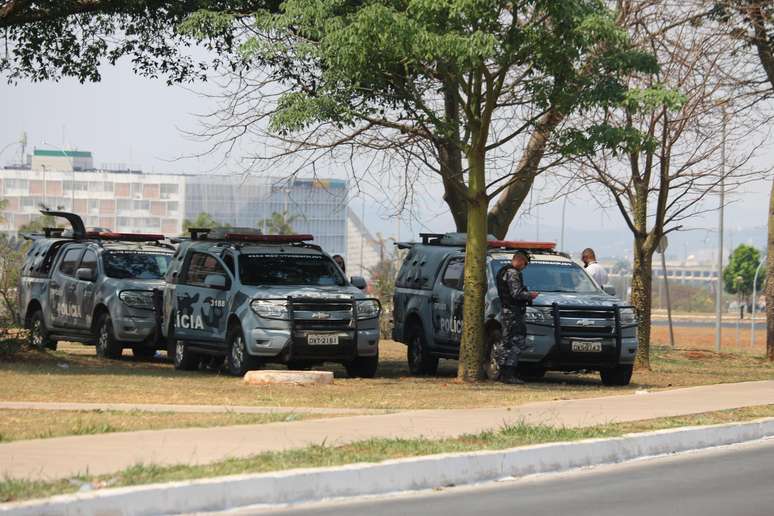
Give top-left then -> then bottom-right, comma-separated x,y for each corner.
3,417 -> 774,516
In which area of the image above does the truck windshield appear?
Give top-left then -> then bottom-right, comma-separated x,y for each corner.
239,254 -> 346,286
492,259 -> 600,293
103,252 -> 171,280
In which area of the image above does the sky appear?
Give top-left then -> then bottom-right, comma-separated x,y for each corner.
1,62 -> 771,261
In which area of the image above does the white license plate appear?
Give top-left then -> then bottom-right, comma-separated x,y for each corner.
307,334 -> 339,346
571,341 -> 603,353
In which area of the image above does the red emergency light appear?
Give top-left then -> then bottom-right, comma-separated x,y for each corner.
488,240 -> 556,250
224,233 -> 314,243
85,231 -> 165,242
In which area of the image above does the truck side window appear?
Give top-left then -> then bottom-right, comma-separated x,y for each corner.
80,250 -> 98,275
59,248 -> 83,277
185,252 -> 227,286
441,259 -> 464,290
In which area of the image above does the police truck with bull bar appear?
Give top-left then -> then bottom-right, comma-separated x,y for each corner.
392,233 -> 638,385
162,228 -> 381,377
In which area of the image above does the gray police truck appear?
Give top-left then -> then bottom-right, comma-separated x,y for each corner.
392,233 -> 638,385
18,211 -> 173,359
162,228 -> 381,377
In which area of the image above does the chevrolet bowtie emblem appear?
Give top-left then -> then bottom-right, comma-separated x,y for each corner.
576,319 -> 596,326
311,312 -> 331,320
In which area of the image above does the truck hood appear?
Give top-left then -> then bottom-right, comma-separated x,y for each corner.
531,291 -> 625,308
243,285 -> 368,300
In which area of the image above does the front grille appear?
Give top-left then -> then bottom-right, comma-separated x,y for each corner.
562,325 -> 615,337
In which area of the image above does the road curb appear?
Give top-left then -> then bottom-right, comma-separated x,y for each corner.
3,417 -> 774,516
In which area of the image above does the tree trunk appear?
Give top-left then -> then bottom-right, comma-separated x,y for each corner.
767,177 -> 774,361
457,151 -> 489,382
438,142 -> 467,232
631,236 -> 653,369
487,109 -> 564,239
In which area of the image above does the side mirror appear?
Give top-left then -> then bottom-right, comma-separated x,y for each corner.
204,273 -> 228,290
350,276 -> 367,290
75,267 -> 96,282
603,286 -> 617,297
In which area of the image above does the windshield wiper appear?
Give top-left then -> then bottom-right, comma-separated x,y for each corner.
539,289 -> 577,293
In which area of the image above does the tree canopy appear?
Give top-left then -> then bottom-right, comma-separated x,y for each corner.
724,244 -> 764,301
0,1 -> 276,83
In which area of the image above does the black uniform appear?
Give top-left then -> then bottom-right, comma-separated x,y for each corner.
496,265 -> 533,370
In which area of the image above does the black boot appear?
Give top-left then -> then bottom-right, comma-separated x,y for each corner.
500,366 -> 524,385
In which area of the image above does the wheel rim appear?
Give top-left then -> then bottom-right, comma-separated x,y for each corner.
31,319 -> 43,349
175,341 -> 185,364
231,334 -> 245,370
98,322 -> 109,355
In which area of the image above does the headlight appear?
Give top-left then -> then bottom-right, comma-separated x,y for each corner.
525,306 -> 553,322
620,308 -> 637,324
356,299 -> 381,320
250,299 -> 289,320
119,290 -> 154,310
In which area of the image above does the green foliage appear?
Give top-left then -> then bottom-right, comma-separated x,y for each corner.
258,211 -> 297,235
181,212 -> 230,232
723,244 -> 763,299
0,1 -> 277,84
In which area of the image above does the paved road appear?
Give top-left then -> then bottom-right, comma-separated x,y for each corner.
2,381 -> 774,480
248,438 -> 774,516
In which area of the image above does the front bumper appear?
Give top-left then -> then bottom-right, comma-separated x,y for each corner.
111,303 -> 163,346
518,303 -> 638,370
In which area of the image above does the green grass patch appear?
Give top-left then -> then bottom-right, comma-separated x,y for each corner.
0,410 -> 310,443
3,404 -> 774,504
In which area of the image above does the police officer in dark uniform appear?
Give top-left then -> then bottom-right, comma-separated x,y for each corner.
496,251 -> 538,384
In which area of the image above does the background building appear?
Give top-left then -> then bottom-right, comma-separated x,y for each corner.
1,149 -> 383,278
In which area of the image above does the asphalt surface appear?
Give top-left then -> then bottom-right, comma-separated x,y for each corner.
235,438 -> 774,516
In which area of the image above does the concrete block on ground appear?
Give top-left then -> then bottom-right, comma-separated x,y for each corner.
243,370 -> 334,385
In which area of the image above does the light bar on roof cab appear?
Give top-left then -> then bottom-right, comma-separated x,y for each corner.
488,240 -> 556,250
224,233 -> 314,243
85,231 -> 165,242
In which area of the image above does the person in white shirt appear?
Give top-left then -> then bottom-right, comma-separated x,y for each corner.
581,248 -> 608,288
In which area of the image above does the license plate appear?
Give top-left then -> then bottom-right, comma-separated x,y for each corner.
571,341 -> 603,353
307,334 -> 339,346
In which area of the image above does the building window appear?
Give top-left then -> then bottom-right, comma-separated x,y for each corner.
160,184 -> 178,199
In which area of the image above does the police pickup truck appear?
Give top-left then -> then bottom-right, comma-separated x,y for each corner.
392,233 -> 638,386
18,211 -> 173,359
162,228 -> 381,377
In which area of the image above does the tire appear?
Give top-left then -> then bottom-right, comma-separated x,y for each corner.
28,310 -> 57,351
96,313 -> 122,359
407,324 -> 438,375
287,361 -> 314,371
173,339 -> 200,371
345,353 -> 379,378
516,363 -> 546,382
483,327 -> 504,381
226,324 -> 259,377
131,346 -> 156,360
600,364 -> 633,386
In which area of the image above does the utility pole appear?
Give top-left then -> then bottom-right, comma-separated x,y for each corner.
715,106 -> 726,353
752,255 -> 766,348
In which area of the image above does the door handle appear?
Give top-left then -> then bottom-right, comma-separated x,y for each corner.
430,295 -> 439,303
49,281 -> 60,289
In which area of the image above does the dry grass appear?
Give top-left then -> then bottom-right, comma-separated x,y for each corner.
651,325 -> 767,354
0,410 -> 311,443
2,404 -> 773,504
1,337 -> 772,410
